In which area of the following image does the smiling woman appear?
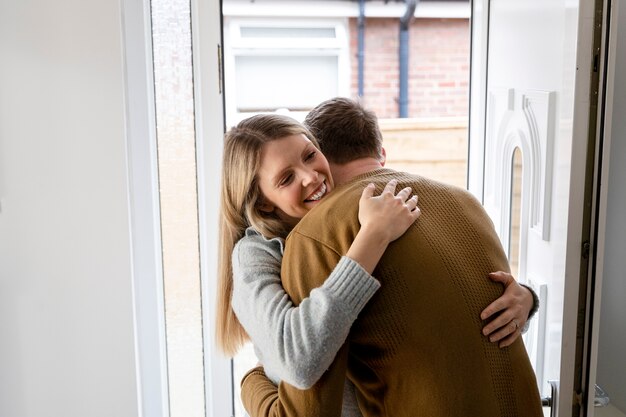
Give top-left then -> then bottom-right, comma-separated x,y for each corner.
256,134 -> 334,228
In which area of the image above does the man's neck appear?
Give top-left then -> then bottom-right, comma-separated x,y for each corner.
330,158 -> 384,186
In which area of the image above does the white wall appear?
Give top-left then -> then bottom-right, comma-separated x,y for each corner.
0,1 -> 139,416
596,0 -> 626,412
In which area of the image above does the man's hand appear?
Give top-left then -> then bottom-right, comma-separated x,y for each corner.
480,271 -> 534,348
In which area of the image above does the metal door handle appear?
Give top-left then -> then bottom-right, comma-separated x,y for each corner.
541,381 -> 610,413
540,380 -> 558,417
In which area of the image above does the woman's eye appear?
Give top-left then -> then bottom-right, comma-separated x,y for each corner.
305,151 -> 316,161
279,174 -> 293,187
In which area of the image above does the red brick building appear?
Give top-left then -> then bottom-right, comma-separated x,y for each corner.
349,17 -> 470,118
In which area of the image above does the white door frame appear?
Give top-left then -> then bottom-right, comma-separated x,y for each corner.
121,0 -> 170,415
585,0 -> 620,415
467,0 -> 489,200
191,0 -> 235,416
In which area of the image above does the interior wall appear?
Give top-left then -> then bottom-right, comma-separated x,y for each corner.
596,0 -> 626,412
0,1 -> 139,417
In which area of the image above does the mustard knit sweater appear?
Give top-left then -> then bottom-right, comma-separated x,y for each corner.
242,168 -> 543,417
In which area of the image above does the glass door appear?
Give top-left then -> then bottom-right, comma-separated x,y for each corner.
469,0 -> 602,415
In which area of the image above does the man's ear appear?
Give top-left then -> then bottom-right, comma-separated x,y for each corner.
380,147 -> 387,167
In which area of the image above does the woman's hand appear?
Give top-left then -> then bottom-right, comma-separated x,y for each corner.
346,179 -> 420,274
358,179 -> 421,244
480,271 -> 534,347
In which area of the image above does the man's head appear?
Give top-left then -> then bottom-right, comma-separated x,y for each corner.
303,97 -> 384,165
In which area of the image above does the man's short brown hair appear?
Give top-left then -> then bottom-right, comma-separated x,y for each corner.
304,97 -> 383,164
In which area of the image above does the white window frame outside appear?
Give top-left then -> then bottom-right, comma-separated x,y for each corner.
223,16 -> 351,125
222,0 -> 470,19
191,0 -> 233,416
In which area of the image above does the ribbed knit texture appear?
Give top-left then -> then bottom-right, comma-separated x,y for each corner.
232,228 -> 380,392
421,176 -> 517,416
241,169 -> 543,417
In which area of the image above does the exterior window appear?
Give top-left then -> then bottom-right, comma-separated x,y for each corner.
235,55 -> 339,112
224,18 -> 350,125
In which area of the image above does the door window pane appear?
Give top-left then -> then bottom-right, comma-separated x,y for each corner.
152,0 -> 205,415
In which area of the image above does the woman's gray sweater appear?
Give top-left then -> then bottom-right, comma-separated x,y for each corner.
231,228 -> 380,415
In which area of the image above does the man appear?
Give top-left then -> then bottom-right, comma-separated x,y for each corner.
241,98 -> 543,417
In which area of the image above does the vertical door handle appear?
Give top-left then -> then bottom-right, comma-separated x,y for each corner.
540,380 -> 559,417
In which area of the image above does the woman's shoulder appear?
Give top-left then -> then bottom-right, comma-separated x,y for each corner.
232,228 -> 284,283
234,227 -> 286,259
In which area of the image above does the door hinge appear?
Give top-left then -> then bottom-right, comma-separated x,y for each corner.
582,241 -> 591,259
574,390 -> 583,406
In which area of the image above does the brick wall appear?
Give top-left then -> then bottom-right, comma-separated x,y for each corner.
349,18 -> 470,119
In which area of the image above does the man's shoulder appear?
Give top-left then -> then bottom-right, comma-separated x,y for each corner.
382,169 -> 478,202
285,178 -> 366,247
352,168 -> 473,200
286,169 -> 479,240
364,169 -> 487,228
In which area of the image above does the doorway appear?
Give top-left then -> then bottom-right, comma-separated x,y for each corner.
125,0 -> 625,416
221,2 -> 472,415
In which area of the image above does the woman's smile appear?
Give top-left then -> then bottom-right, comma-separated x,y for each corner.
305,181 -> 327,202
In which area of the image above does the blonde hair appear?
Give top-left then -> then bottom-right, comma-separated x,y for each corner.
216,114 -> 320,356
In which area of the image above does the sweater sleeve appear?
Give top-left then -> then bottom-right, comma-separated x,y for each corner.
241,346 -> 349,417
240,228 -> 354,417
231,233 -> 380,389
519,283 -> 540,333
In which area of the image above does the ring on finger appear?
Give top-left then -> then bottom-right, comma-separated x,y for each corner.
511,320 -> 519,331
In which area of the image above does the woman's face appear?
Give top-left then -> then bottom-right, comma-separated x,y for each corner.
257,133 -> 334,227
